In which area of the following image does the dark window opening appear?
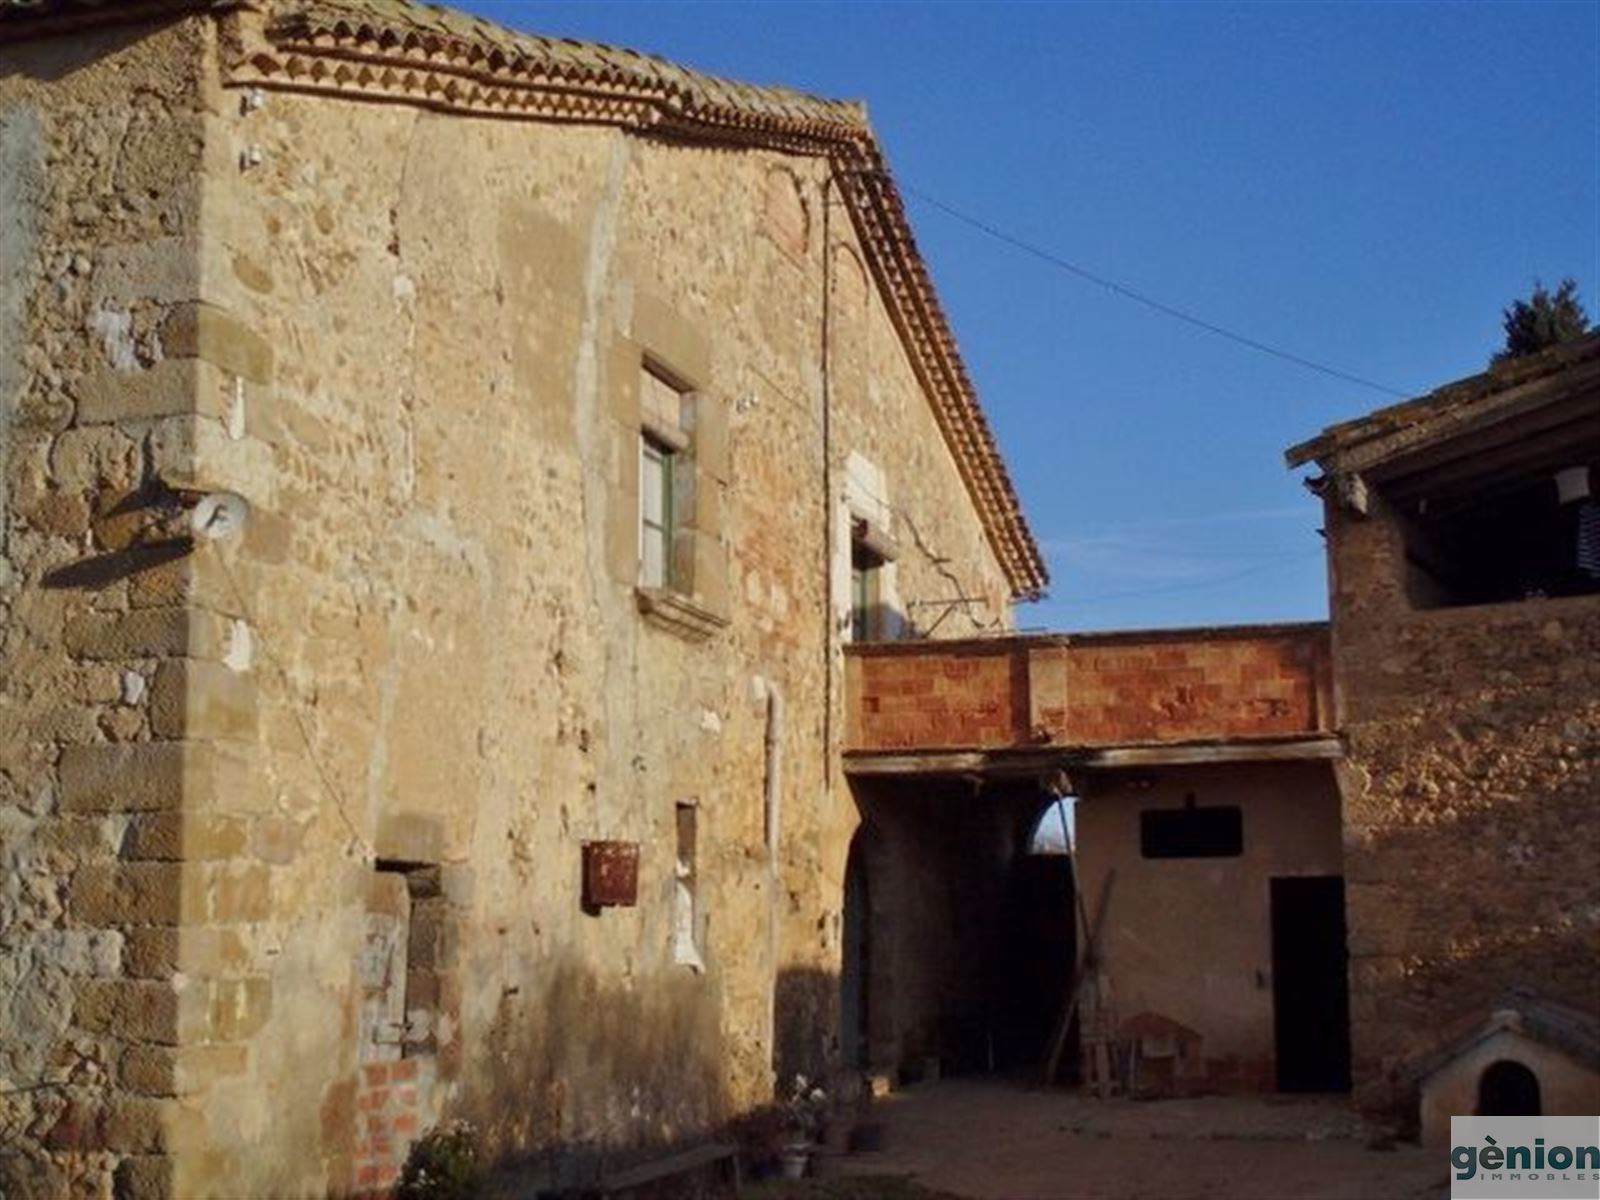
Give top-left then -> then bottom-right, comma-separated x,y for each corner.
1140,800 -> 1242,859
1399,461 -> 1600,610
851,540 -> 886,642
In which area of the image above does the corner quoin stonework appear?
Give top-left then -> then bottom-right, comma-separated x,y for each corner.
0,2 -> 1042,1196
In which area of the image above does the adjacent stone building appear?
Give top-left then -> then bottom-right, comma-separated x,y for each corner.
0,1 -> 1046,1195
1286,333 -> 1600,1127
843,337 -> 1600,1126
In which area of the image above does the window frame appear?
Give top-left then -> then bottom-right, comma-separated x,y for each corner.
639,431 -> 677,591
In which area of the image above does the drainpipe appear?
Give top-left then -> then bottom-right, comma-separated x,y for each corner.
763,678 -> 785,859
756,675 -> 785,1082
820,163 -> 836,803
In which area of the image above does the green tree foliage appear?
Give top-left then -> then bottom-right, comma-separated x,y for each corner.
1493,278 -> 1591,364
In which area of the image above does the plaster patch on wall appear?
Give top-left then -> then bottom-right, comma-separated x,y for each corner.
225,619 -> 254,672
86,307 -> 139,371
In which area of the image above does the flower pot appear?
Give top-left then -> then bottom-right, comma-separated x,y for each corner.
778,1146 -> 810,1179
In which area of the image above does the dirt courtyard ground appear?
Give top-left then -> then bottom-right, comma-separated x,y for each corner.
818,1080 -> 1451,1200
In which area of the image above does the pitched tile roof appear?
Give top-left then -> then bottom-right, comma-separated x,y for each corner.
1285,331 -> 1600,474
1,0 -> 1048,599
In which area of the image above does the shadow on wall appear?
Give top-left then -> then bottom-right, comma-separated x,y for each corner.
1349,786 -> 1600,1129
774,967 -> 837,1091
451,956 -> 729,1193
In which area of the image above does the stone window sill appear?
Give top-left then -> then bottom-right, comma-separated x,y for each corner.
636,586 -> 729,642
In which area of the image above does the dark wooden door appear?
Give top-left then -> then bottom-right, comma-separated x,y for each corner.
1270,876 -> 1352,1092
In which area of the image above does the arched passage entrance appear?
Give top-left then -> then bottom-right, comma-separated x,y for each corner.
840,826 -> 874,1069
1478,1060 -> 1542,1115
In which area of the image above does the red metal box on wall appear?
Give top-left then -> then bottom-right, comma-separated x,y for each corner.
582,840 -> 639,909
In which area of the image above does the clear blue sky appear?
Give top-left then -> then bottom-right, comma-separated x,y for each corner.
464,1 -> 1597,632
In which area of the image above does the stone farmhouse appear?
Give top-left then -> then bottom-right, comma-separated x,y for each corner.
0,1 -> 1042,1195
0,1 -> 1595,1197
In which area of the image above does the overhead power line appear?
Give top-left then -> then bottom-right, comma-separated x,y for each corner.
1051,549 -> 1323,606
903,185 -> 1411,400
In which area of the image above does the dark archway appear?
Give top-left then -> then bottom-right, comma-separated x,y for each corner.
1478,1060 -> 1542,1115
988,798 -> 1078,1077
840,828 -> 873,1069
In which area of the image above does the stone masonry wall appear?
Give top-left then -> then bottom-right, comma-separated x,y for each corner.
43,12 -> 1020,1195
0,17 -> 239,1199
1326,490 -> 1600,1122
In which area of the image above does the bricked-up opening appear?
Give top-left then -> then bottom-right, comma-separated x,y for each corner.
365,862 -> 444,1061
1477,1059 -> 1542,1116
1139,798 -> 1243,859
1396,460 -> 1600,609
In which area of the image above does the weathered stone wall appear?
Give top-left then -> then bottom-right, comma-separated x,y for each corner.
23,16 -> 1020,1196
0,17 -> 220,1199
1326,490 -> 1600,1122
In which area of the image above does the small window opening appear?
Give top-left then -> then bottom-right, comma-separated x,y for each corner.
1140,796 -> 1243,859
640,433 -> 675,589
1477,1059 -> 1542,1116
851,540 -> 885,642
1400,461 -> 1600,609
638,364 -> 694,595
673,802 -> 703,972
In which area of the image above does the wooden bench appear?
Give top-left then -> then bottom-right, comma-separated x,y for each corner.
595,1141 -> 740,1196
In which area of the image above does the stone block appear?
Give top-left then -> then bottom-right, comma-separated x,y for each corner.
74,979 -> 180,1043
122,1045 -> 179,1095
242,508 -> 292,565
69,861 -> 197,926
177,926 -> 252,976
105,1096 -> 166,1152
210,976 -> 272,1041
375,811 -> 443,865
122,812 -> 249,862
65,608 -> 197,660
114,1154 -> 174,1200
124,1043 -> 245,1095
692,392 -> 729,484
439,864 -> 475,908
160,302 -> 274,384
210,863 -> 271,923
60,742 -> 184,813
150,658 -> 258,741
631,292 -> 711,388
22,488 -> 91,537
49,424 -> 140,491
250,815 -> 304,865
691,529 -> 729,620
72,358 -> 197,424
125,928 -> 181,978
